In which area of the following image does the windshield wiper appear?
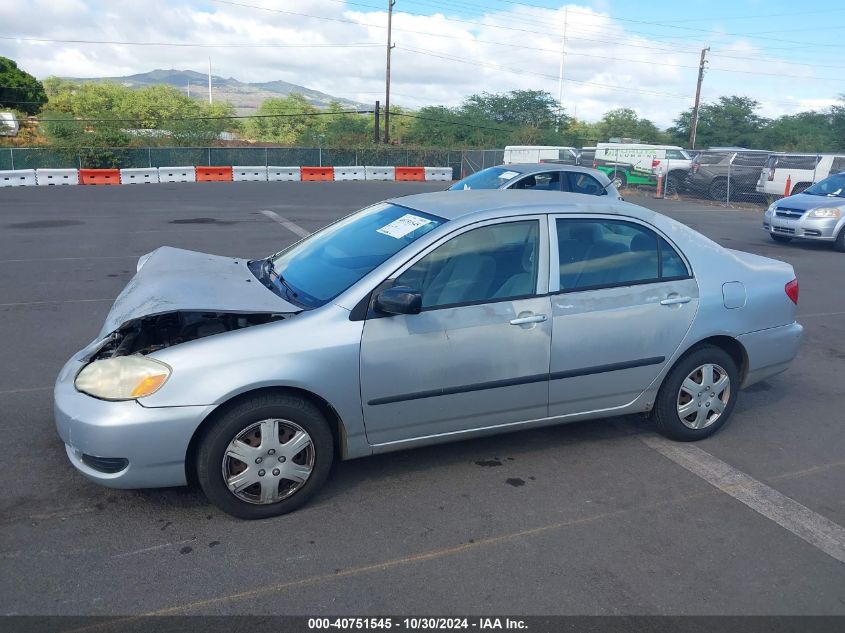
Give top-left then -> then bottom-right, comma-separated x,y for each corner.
262,258 -> 299,299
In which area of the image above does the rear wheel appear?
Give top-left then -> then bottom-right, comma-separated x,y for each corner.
653,345 -> 739,441
664,171 -> 686,195
608,170 -> 627,189
708,178 -> 729,201
770,234 -> 793,244
196,393 -> 334,519
790,182 -> 810,195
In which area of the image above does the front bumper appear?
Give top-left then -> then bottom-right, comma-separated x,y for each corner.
55,355 -> 215,489
738,322 -> 803,387
763,214 -> 840,241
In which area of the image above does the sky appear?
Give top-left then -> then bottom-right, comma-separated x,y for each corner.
1,0 -> 843,127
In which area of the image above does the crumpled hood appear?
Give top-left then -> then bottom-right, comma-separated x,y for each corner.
98,247 -> 300,337
775,192 -> 844,211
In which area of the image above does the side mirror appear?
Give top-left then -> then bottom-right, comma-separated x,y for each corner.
374,286 -> 422,315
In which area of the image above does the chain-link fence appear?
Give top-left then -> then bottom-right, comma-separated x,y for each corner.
4,146 -> 837,208
587,147 -> 778,208
0,146 -> 471,179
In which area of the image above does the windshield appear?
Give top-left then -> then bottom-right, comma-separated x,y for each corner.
804,172 -> 845,198
268,203 -> 446,308
449,166 -> 521,190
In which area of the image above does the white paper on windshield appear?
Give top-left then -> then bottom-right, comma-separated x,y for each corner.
498,170 -> 520,180
377,214 -> 434,239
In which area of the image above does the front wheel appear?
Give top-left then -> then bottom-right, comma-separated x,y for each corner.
653,345 -> 739,441
834,227 -> 845,253
196,393 -> 334,519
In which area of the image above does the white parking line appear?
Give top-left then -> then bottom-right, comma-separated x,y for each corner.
798,311 -> 845,319
642,435 -> 845,564
0,256 -> 138,264
260,209 -> 311,238
0,298 -> 113,308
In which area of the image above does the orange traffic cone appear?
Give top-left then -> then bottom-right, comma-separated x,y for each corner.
654,173 -> 664,198
784,174 -> 792,197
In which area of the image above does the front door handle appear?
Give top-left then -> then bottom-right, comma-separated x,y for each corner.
510,314 -> 548,325
660,296 -> 692,306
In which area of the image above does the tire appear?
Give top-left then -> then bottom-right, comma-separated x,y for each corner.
708,178 -> 729,201
653,345 -> 740,441
608,171 -> 627,189
770,234 -> 793,244
665,171 -> 686,195
835,227 -> 845,253
196,393 -> 334,519
790,182 -> 810,195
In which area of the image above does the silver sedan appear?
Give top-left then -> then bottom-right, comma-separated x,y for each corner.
450,163 -> 622,200
763,171 -> 845,251
55,191 -> 803,519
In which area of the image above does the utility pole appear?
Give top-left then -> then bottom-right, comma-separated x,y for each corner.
556,8 -> 568,133
689,46 -> 709,149
383,0 -> 395,144
208,57 -> 213,105
374,100 -> 380,144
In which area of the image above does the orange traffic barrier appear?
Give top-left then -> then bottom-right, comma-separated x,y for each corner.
196,166 -> 233,182
79,168 -> 120,185
395,166 -> 425,181
301,167 -> 335,181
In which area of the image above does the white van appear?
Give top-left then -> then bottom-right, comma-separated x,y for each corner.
503,146 -> 579,165
756,153 -> 845,197
0,112 -> 19,137
594,143 -> 691,189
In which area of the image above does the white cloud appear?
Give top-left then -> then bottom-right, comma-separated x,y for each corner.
0,0 -> 838,127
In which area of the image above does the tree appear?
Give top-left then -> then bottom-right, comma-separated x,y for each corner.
243,94 -> 321,144
0,57 -> 47,115
40,79 -> 237,147
670,96 -> 766,148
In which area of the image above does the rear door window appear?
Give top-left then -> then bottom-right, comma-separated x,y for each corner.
555,219 -> 689,292
567,172 -> 605,196
511,172 -> 563,191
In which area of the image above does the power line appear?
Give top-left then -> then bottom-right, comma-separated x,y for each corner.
0,35 -> 380,49
397,45 -> 694,101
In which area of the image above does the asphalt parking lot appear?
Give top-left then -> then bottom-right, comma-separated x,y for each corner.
1,181 -> 843,616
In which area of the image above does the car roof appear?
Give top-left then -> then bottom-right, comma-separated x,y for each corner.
389,190 -> 634,222
499,163 -> 602,176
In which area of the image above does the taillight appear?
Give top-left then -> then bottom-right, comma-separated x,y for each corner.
652,159 -> 660,168
767,168 -> 775,181
785,278 -> 799,305
692,163 -> 700,173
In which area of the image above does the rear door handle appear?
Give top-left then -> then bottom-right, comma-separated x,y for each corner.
510,314 -> 547,325
660,296 -> 692,306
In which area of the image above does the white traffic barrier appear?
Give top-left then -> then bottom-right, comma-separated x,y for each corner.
268,166 -> 301,182
233,166 -> 268,182
120,167 -> 159,184
158,166 -> 196,183
0,169 -> 37,187
333,166 -> 366,181
36,168 -> 78,186
424,167 -> 453,182
365,166 -> 395,181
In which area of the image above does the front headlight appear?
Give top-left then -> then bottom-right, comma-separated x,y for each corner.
75,356 -> 171,400
765,202 -> 776,215
808,207 -> 841,219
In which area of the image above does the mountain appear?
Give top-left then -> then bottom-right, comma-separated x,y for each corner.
63,69 -> 366,114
